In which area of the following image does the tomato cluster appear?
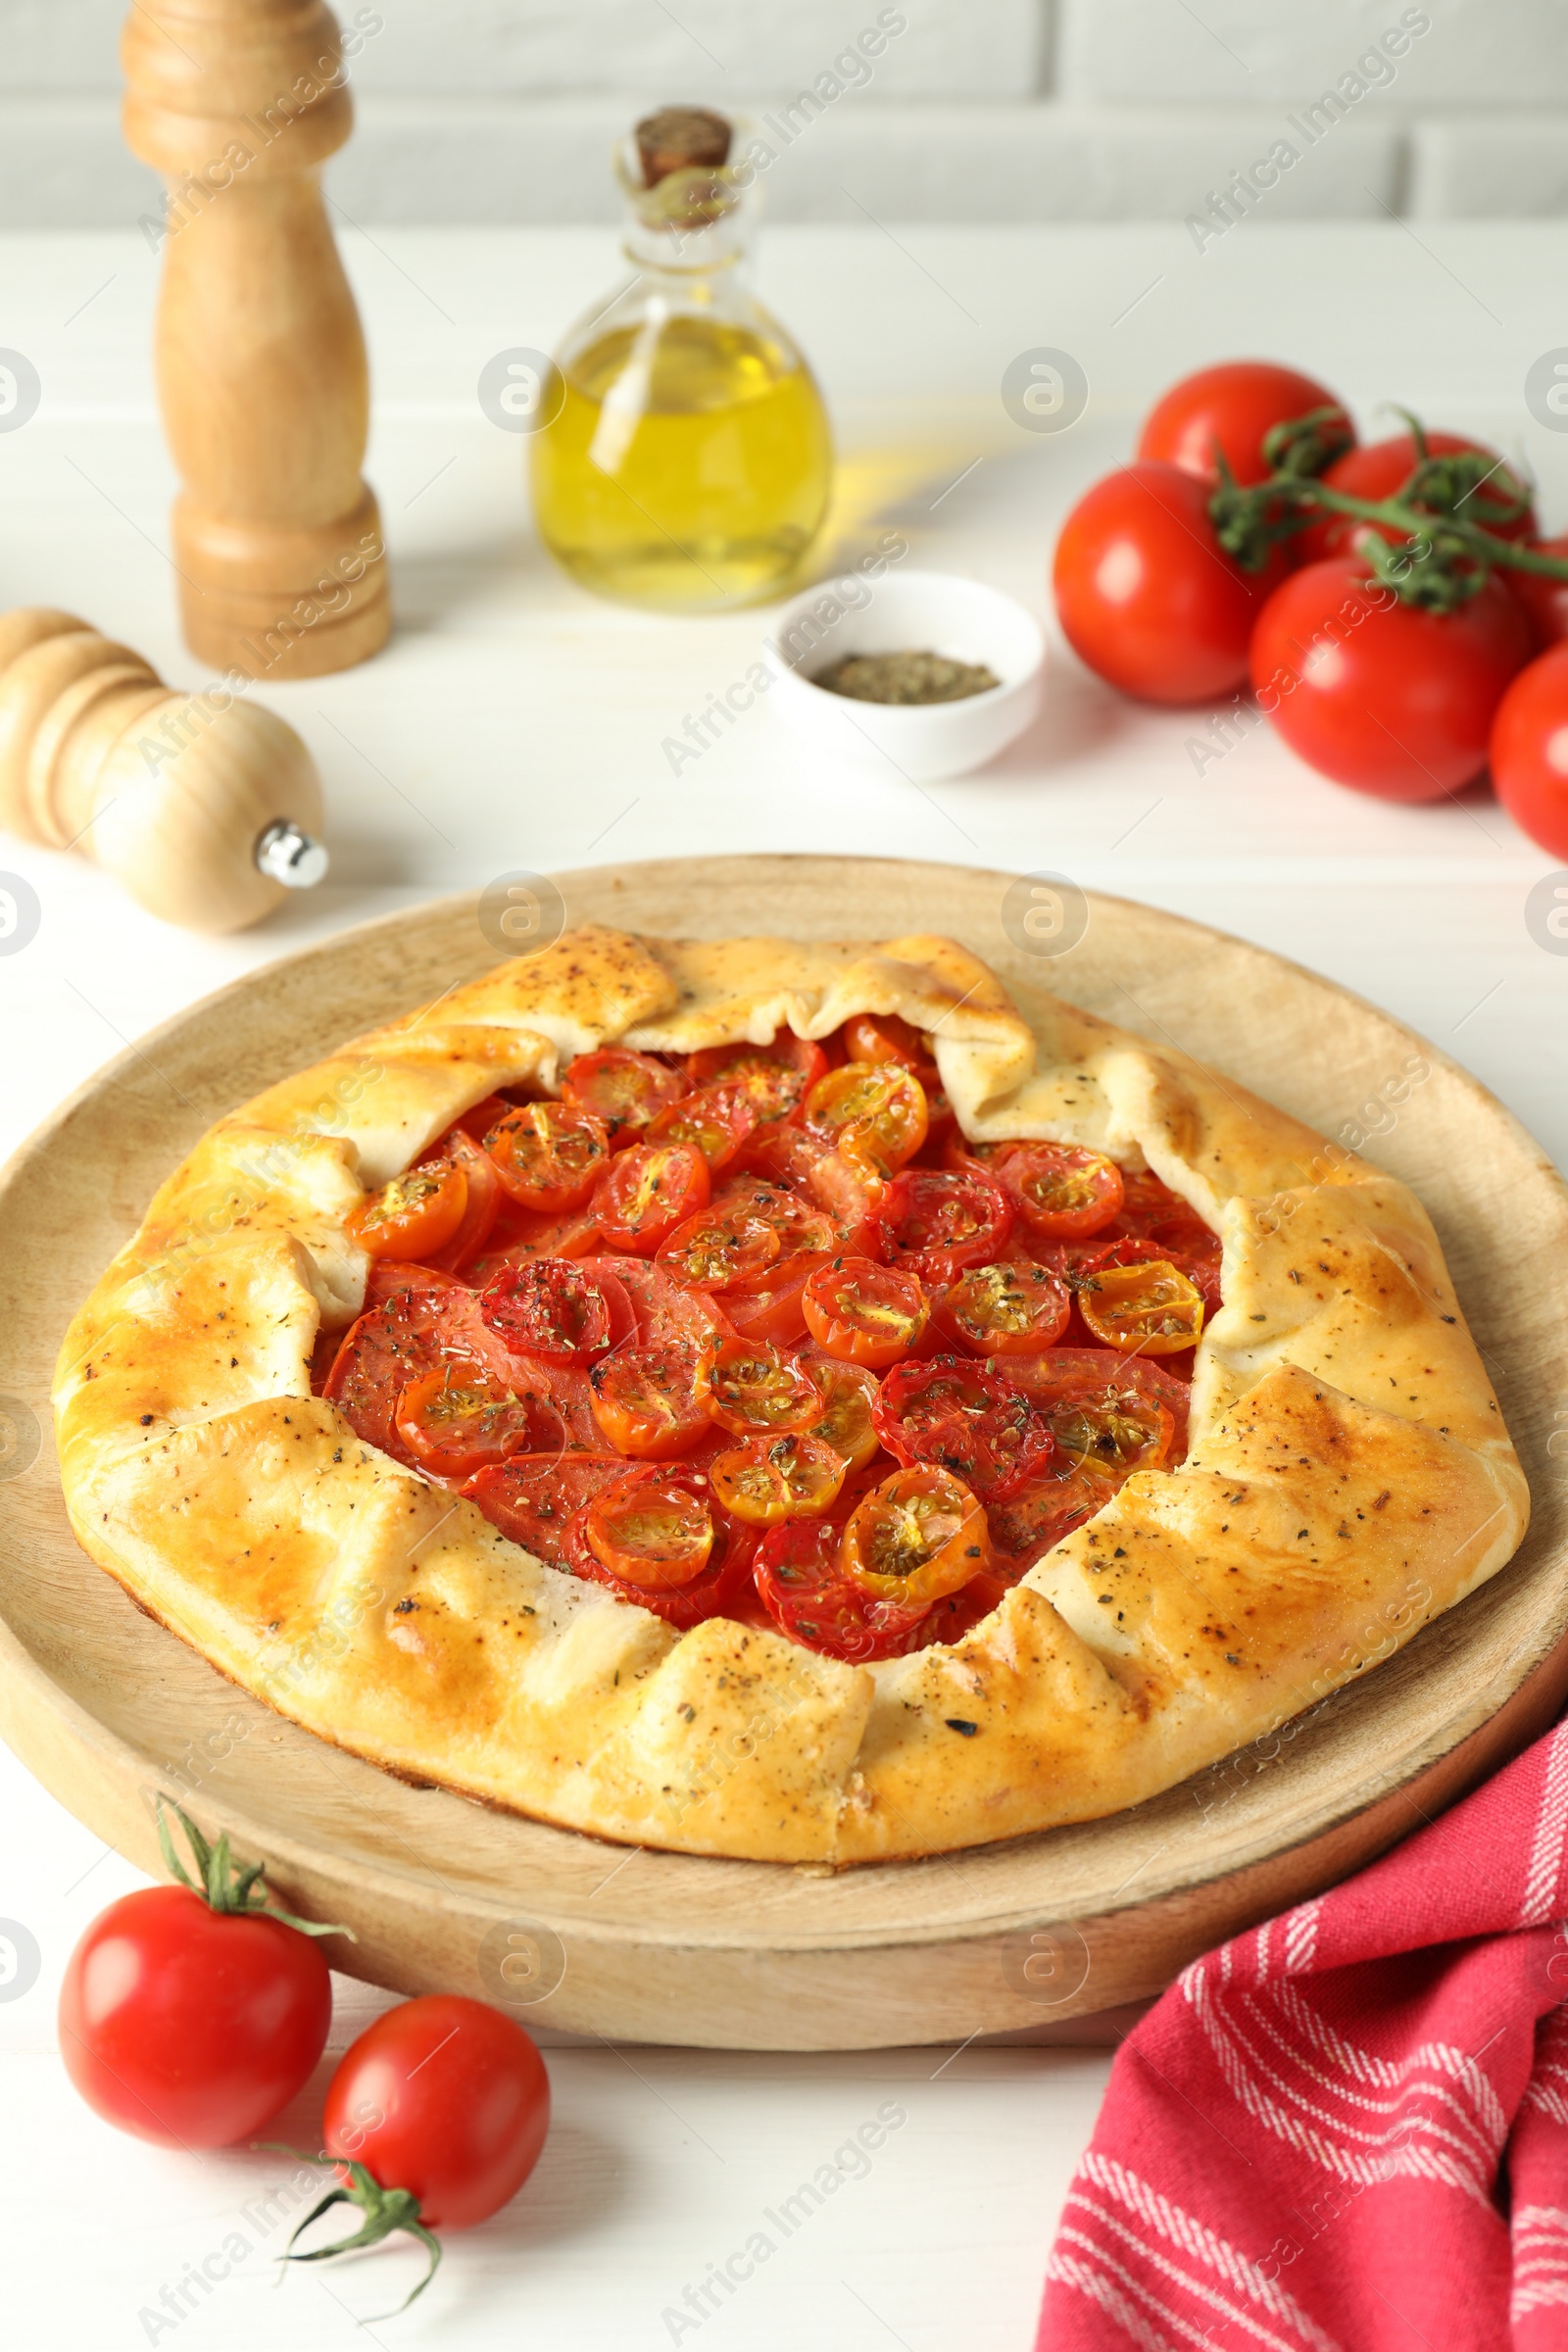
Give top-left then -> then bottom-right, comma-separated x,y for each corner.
320,1022 -> 1215,1664
1053,358 -> 1568,848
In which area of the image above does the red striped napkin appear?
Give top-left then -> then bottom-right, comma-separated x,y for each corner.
1040,1714 -> 1568,2350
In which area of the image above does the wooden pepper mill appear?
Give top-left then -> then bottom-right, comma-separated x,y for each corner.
0,608 -> 327,933
121,0 -> 391,679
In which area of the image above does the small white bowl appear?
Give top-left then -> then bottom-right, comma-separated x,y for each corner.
763,567 -> 1045,783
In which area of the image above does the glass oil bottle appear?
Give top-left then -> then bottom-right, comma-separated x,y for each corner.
530,106 -> 834,612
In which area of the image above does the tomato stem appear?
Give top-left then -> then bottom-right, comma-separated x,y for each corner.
156,1795 -> 355,1941
259,2145 -> 442,2316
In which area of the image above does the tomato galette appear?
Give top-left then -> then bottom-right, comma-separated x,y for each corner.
54,926 -> 1528,1863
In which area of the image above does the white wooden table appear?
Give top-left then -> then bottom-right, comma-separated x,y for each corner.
2,220 -> 1566,2352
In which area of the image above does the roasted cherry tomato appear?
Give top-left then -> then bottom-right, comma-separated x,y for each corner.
1053,460 -> 1289,705
872,1165 -> 1013,1287
1490,640 -> 1568,858
841,1462 -> 991,1607
589,1340 -> 708,1458
715,1253 -> 829,1348
755,1516 -> 929,1661
1006,1348 -> 1187,1470
464,1452 -> 627,1566
395,1367 -> 554,1477
581,1463 -> 714,1587
322,1993 -> 549,2231
934,1259 -> 1071,1355
843,1010 -> 938,1084
1294,431 -> 1536,567
562,1047 -> 686,1148
804,1061 -> 928,1175
657,1201 -> 781,1293
346,1159 -> 467,1260
58,1803 -> 337,2149
1083,1232 -> 1221,1321
686,1033 -> 829,1119
803,1355 -> 882,1469
1077,1256 -> 1204,1354
986,1464 -> 1119,1575
996,1143 -> 1123,1241
593,1142 -> 710,1254
872,1354 -> 1054,1500
1136,360 -> 1351,487
696,1335 -> 823,1437
485,1101 -> 612,1211
479,1256 -> 634,1363
1250,559 -> 1533,800
647,1084 -> 759,1173
710,1432 -> 848,1526
425,1130 -> 503,1273
802,1255 -> 928,1368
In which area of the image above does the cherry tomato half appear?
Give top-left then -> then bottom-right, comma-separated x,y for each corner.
710,1432 -> 848,1526
872,1354 -> 1054,1500
562,1047 -> 686,1148
1250,559 -> 1533,801
686,1033 -> 829,1118
465,1452 -> 627,1566
696,1336 -> 823,1437
647,1084 -> 759,1174
346,1160 -> 467,1261
59,1886 -> 332,2147
485,1102 -> 611,1211
803,1355 -> 882,1469
1136,361 -> 1351,488
581,1463 -> 714,1588
424,1130 -> 503,1273
1490,640 -> 1568,858
804,1061 -> 929,1176
480,1257 -> 634,1363
1053,460 -> 1288,705
322,1993 -> 549,2231
934,1259 -> 1071,1354
997,1143 -> 1124,1241
593,1142 -> 710,1254
589,1340 -> 708,1458
1077,1256 -> 1204,1355
844,1010 -> 938,1084
755,1517 -> 930,1662
802,1254 -> 929,1368
841,1462 -> 991,1607
396,1367 -> 555,1477
872,1165 -> 1013,1287
657,1201 -> 781,1293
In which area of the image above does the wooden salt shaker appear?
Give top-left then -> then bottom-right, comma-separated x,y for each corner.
121,0 -> 391,680
0,608 -> 327,933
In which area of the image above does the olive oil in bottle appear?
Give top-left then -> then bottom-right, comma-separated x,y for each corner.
530,107 -> 833,612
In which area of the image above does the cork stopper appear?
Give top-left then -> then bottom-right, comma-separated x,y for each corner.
635,105 -> 732,188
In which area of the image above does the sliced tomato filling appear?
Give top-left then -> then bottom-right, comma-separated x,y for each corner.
311,1033 -> 1221,1658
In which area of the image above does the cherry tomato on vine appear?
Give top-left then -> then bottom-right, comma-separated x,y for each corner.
1510,533 -> 1568,649
562,1047 -> 686,1147
59,1799 -> 341,2149
1294,431 -> 1537,568
346,1160 -> 467,1261
1053,461 -> 1289,704
1490,641 -> 1568,858
841,1462 -> 991,1607
1250,559 -> 1534,800
1136,361 -> 1351,488
594,1142 -> 710,1254
802,1255 -> 929,1368
485,1102 -> 611,1211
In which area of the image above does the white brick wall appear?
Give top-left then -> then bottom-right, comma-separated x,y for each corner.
0,0 -> 1564,224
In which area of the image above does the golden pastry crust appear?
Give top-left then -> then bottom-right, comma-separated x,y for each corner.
53,925 -> 1528,1863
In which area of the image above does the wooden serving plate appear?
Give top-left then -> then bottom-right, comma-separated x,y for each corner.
3,856 -> 1566,2051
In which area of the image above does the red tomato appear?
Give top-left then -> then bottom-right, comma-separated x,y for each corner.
686,1033 -> 829,1117
1510,535 -> 1568,648
589,1340 -> 709,1458
1295,432 -> 1537,567
594,1143 -> 710,1254
1136,361 -> 1351,487
425,1131 -> 502,1273
322,1994 -> 549,2230
1250,559 -> 1534,800
480,1257 -> 634,1362
346,1159 -> 467,1261
996,1143 -> 1123,1242
933,1259 -> 1071,1355
843,1011 -> 938,1085
564,1466 -> 758,1626
754,1517 -> 930,1661
872,1355 -> 1054,1500
1053,461 -> 1288,704
465,1452 -> 627,1565
872,1165 -> 1013,1287
647,1085 -> 759,1173
1490,642 -> 1568,858
802,1255 -> 928,1368
59,1883 -> 333,2148
657,1200 -> 782,1292
696,1335 -> 823,1437
561,1047 -> 685,1146
396,1367 -> 558,1477
1004,1348 -> 1188,1473
485,1102 -> 611,1211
